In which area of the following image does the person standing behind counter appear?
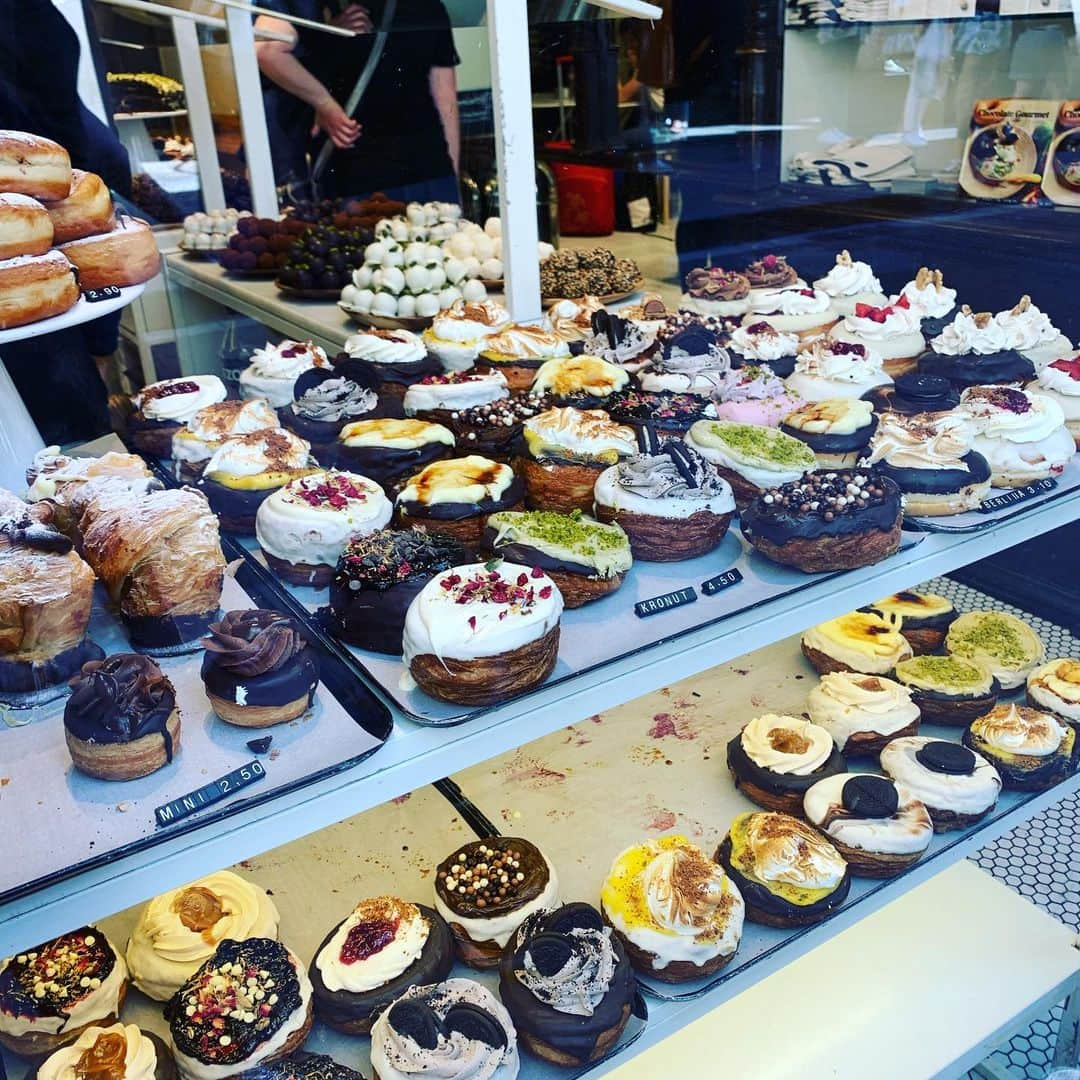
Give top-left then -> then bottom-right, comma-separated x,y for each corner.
255,0 -> 461,203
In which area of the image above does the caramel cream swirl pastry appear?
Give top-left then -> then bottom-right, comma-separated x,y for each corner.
599,835 -> 745,982
945,610 -> 1045,691
715,811 -> 850,928
963,703 -> 1076,791
529,354 -> 629,406
807,672 -> 920,754
36,1022 -> 170,1080
801,610 -> 913,675
803,774 -> 932,877
880,736 -> 1001,831
727,713 -> 846,814
125,871 -> 280,1001
1028,658 -> 1080,725
0,926 -> 128,1057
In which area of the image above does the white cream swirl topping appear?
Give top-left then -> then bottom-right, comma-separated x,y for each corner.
970,704 -> 1066,758
1037,358 -> 1080,398
739,714 -> 834,774
246,340 -> 329,379
317,898 -> 430,994
202,427 -> 310,478
896,267 -> 956,318
994,296 -> 1060,350
861,411 -> 974,471
931,306 -> 1010,356
739,812 -> 846,890
728,323 -> 799,362
518,926 -> 616,1016
432,299 -> 511,342
791,340 -> 886,383
839,304 -> 921,340
37,1023 -> 157,1080
186,398 -> 278,442
958,386 -> 1068,444
813,250 -> 883,298
750,287 -> 833,316
344,328 -> 427,365
807,672 -> 919,750
137,375 -> 226,422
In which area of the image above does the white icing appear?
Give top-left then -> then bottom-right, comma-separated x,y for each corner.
1027,659 -> 1080,722
806,672 -> 919,750
593,463 -> 735,519
750,287 -> 833,316
813,253 -> 883,299
136,375 -> 226,423
786,340 -> 891,401
803,774 -> 933,856
240,341 -> 328,408
431,300 -> 510,342
930,309 -> 1010,356
896,274 -> 957,319
739,714 -> 833,775
880,736 -> 1001,816
344,328 -> 427,365
728,324 -> 799,363
404,372 -> 508,414
316,900 -> 429,994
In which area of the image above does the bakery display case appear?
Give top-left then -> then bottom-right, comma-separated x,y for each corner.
1,0 -> 1079,1077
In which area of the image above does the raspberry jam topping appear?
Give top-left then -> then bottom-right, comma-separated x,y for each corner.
1049,356 -> 1080,381
799,288 -> 816,297
293,473 -> 368,508
151,380 -> 200,399
829,341 -> 867,358
979,386 -> 1032,414
745,321 -> 774,335
339,917 -> 400,964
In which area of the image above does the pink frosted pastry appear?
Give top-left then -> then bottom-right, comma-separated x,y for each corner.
713,364 -> 802,427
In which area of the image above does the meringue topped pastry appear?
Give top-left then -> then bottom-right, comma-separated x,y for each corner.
946,610 -> 1045,691
994,295 -> 1073,370
130,374 -> 227,456
529,354 -> 629,404
715,811 -> 850,927
172,398 -> 279,481
787,339 -> 892,402
727,321 -> 800,377
828,301 -> 924,377
370,979 -> 519,1080
477,325 -> 570,391
239,340 -> 329,408
743,286 -> 837,337
963,703 -> 1076,791
919,305 -> 1035,388
1028,658 -> 1080,724
892,267 -> 958,336
423,299 -> 512,371
126,871 -> 280,1001
813,250 -> 887,317
742,253 -> 803,301
681,266 -> 751,316
1032,356 -> 1080,447
600,835 -> 745,981
801,610 -> 912,675
807,671 -> 920,753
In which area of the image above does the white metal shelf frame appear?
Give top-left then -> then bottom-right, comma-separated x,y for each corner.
1,488 -> 1077,955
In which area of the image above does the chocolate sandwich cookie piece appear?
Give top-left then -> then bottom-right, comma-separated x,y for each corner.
239,1051 -> 366,1079
842,774 -> 899,817
863,372 -> 960,415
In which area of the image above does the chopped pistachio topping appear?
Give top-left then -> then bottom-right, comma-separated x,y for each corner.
894,654 -> 993,694
694,420 -> 816,469
488,509 -> 632,577
947,612 -> 1043,670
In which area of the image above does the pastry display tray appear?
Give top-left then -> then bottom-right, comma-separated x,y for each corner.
445,575 -> 1080,1004
0,548 -> 392,906
1,786 -> 648,1080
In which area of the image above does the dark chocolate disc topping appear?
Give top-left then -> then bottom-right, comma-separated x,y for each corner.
841,775 -> 899,818
388,999 -> 443,1050
916,740 -> 976,775
443,1003 -> 508,1049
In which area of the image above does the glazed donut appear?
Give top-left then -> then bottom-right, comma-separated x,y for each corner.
46,169 -> 115,243
0,193 -> 53,260
0,130 -> 72,200
59,215 -> 159,290
0,249 -> 79,329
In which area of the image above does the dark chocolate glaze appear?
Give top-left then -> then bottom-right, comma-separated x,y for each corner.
347,355 -> 439,387
715,837 -> 850,921
238,1052 -> 366,1079
862,594 -> 956,632
780,414 -> 877,455
278,409 -> 346,452
201,647 -> 317,709
0,515 -> 73,554
0,927 -> 116,1022
863,372 -> 959,416
498,903 -> 635,1063
739,470 -> 902,546
123,608 -> 219,649
871,450 -> 990,496
434,838 -> 549,920
481,532 -> 596,578
166,939 -> 303,1067
331,441 -> 449,488
310,904 -> 453,1029
918,347 -> 1035,388
605,390 -> 712,433
198,476 -> 278,535
399,477 -> 525,522
64,654 -> 177,759
0,638 -> 104,693
727,732 -> 846,796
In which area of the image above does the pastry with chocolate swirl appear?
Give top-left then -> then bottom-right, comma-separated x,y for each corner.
280,361 -> 384,456
600,836 -> 744,983
0,927 -> 128,1057
680,266 -> 751,317
433,838 -> 559,969
63,654 -> 180,780
715,811 -> 850,928
498,903 -> 635,1067
962,703 -> 1077,791
593,444 -> 735,561
165,938 -> 313,1080
200,609 -> 318,727
742,253 -> 803,301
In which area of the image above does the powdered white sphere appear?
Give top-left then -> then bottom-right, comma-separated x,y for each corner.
430,222 -> 457,242
438,286 -> 463,309
355,288 -> 375,313
406,202 -> 426,225
480,257 -> 503,281
374,219 -> 393,238
380,266 -> 406,295
415,293 -> 440,317
473,235 -> 496,262
404,265 -> 430,293
484,216 -> 501,238
423,203 -> 440,226
438,202 -> 462,222
461,278 -> 488,302
371,292 -> 398,316
352,265 -> 373,289
407,225 -> 429,243
445,232 -> 472,259
390,220 -> 409,242
381,245 -> 404,269
396,294 -> 417,318
340,284 -> 360,306
462,256 -> 481,278
400,242 -> 424,266
427,265 -> 447,291
443,257 -> 466,285
538,242 -> 555,261
370,268 -> 384,289
364,241 -> 386,264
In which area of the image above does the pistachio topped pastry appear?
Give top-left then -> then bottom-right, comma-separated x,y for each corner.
893,654 -> 999,725
946,610 -> 1045,690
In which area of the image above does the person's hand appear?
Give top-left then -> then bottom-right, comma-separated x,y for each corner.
313,97 -> 361,149
330,4 -> 372,32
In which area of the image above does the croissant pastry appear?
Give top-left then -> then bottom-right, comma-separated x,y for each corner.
81,488 -> 226,646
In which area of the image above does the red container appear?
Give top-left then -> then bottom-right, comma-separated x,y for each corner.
547,141 -> 615,236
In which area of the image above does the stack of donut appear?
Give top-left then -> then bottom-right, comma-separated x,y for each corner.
0,129 -> 159,330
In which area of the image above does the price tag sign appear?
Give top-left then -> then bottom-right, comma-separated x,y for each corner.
978,478 -> 1056,514
155,760 -> 267,827
635,586 -> 697,619
701,568 -> 743,596
84,285 -> 122,303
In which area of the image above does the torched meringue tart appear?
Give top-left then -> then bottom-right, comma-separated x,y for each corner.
310,897 -> 453,1035
164,938 -> 313,1079
35,1022 -> 176,1080
715,812 -> 850,928
499,903 -> 635,1067
125,870 -> 280,1001
1027,657 -> 1080,726
864,590 -> 957,654
946,610 -> 1045,691
807,671 -> 921,755
962,704 -> 1077,791
528,354 -> 629,407
801,610 -> 912,676
600,835 -> 745,983
803,774 -> 932,877
433,838 -> 559,969
0,927 -> 129,1056
893,654 -> 1000,725
369,978 -> 519,1080
726,713 -> 847,814
880,736 -> 1002,831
